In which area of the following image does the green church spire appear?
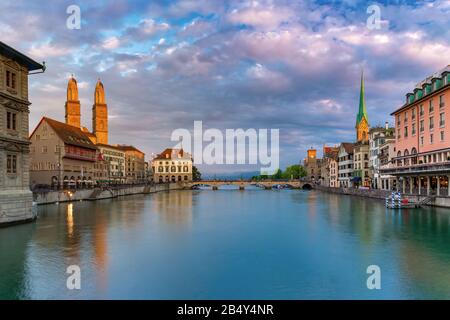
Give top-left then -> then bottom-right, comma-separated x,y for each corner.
356,70 -> 368,126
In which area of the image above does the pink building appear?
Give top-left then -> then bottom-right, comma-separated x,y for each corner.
382,65 -> 450,196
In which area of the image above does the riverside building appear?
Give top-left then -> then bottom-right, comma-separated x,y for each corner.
381,65 -> 450,196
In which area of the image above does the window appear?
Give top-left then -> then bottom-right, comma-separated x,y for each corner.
429,99 -> 434,113
420,105 -> 424,117
412,123 -> 416,135
5,70 -> 17,89
440,112 -> 445,127
6,154 -> 17,174
430,133 -> 434,144
404,111 -> 408,123
404,126 -> 408,138
6,111 -> 17,130
429,116 -> 434,130
440,95 -> 445,109
420,136 -> 424,145
412,108 -> 416,120
441,131 -> 445,141
420,120 -> 424,132
42,146 -> 47,153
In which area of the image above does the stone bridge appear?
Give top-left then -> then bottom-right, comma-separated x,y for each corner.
186,180 -> 313,190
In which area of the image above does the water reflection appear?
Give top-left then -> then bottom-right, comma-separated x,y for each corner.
153,191 -> 193,226
1,190 -> 450,299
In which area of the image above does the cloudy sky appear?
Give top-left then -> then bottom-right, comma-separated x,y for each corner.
2,0 -> 450,174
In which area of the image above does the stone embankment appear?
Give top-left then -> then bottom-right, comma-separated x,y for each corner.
33,182 -> 185,205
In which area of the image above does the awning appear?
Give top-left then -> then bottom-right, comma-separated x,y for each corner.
351,177 -> 362,182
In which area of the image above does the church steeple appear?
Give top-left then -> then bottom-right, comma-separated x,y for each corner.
92,78 -> 108,145
65,75 -> 81,128
356,70 -> 369,142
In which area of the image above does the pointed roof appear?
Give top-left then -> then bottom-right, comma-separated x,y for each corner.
30,117 -> 97,150
356,70 -> 368,126
153,148 -> 191,160
94,78 -> 106,104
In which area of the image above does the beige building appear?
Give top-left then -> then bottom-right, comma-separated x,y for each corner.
353,142 -> 370,187
0,41 -> 44,224
303,148 -> 322,182
323,149 -> 339,188
115,145 -> 146,183
152,148 -> 192,183
30,117 -> 98,188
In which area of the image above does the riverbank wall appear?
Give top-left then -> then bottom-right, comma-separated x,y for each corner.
33,182 -> 186,205
314,185 -> 450,208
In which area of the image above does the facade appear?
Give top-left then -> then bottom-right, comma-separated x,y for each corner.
378,138 -> 396,190
353,142 -> 370,187
0,41 -> 44,224
152,148 -> 192,183
29,117 -> 98,188
116,145 -> 146,183
96,144 -> 125,184
369,123 -> 395,189
322,148 -> 339,188
338,143 -> 355,188
381,65 -> 450,196
303,148 -> 323,182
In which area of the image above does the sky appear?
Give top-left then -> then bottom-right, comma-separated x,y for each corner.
1,0 -> 450,174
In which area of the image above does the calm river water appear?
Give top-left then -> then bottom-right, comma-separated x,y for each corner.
1,187 -> 450,299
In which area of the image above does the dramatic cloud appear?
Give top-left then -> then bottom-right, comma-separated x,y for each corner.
1,0 -> 449,173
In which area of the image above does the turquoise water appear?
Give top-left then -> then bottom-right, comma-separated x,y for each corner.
1,188 -> 450,299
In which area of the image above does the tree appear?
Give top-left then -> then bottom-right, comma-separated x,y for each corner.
271,169 -> 283,180
192,166 -> 202,181
282,165 -> 307,179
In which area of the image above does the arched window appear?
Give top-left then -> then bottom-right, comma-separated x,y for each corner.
404,149 -> 410,166
411,147 -> 418,165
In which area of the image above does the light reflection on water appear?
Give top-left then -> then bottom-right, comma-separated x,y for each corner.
1,189 -> 450,299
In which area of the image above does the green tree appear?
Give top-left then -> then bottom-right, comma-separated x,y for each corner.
192,166 -> 202,181
271,169 -> 283,179
282,165 -> 307,179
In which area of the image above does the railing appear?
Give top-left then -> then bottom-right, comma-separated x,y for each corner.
380,161 -> 450,175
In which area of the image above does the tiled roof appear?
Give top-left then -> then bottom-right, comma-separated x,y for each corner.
340,142 -> 355,154
39,117 -> 97,150
114,144 -> 145,155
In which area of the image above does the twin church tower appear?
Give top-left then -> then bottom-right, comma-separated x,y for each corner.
65,76 -> 108,145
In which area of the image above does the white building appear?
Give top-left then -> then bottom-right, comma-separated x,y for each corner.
151,148 -> 193,183
369,123 -> 395,189
338,142 -> 355,188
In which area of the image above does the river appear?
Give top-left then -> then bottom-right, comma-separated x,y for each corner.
1,187 -> 450,299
